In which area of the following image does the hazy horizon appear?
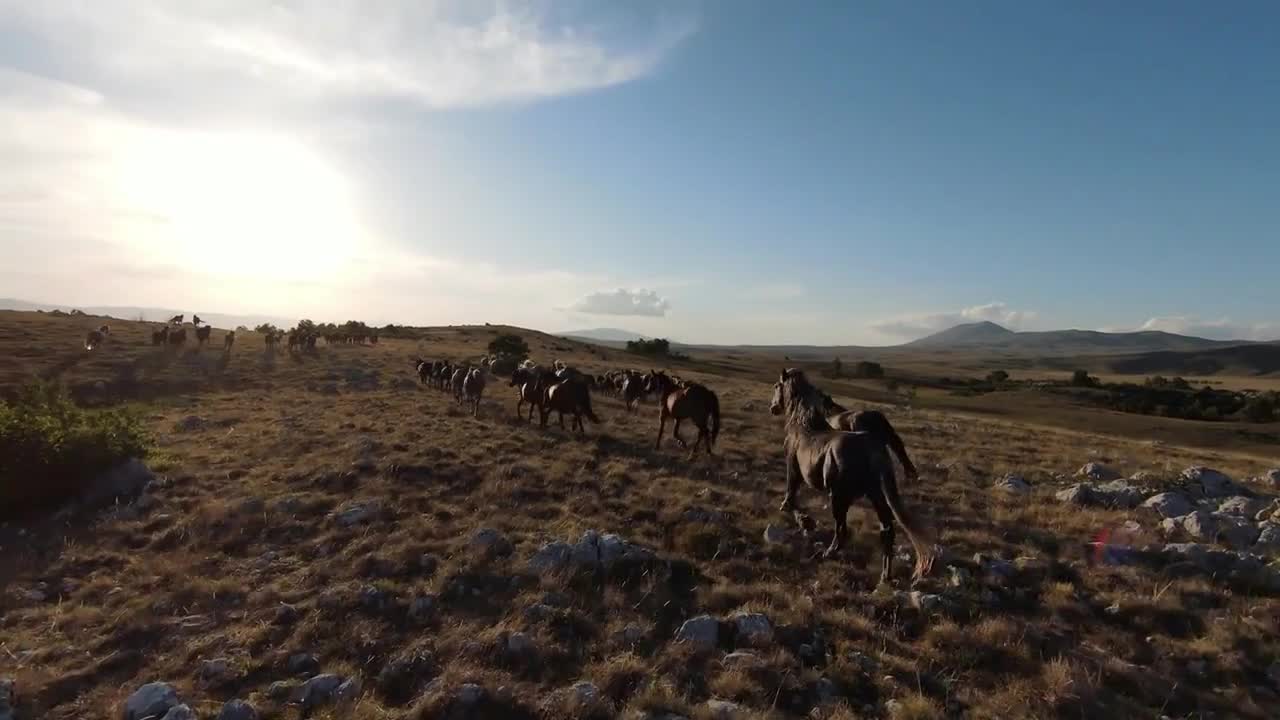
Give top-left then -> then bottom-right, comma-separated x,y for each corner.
3,2 -> 1278,345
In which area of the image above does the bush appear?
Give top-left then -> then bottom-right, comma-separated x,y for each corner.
852,361 -> 884,379
1070,370 -> 1097,387
987,370 -> 1010,384
488,333 -> 530,360
626,338 -> 671,356
0,382 -> 151,515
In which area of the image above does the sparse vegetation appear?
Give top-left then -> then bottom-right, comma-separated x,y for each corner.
0,381 -> 150,514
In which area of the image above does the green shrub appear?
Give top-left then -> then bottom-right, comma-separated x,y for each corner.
488,333 -> 530,360
0,382 -> 151,514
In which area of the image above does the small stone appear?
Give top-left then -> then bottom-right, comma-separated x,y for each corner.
333,501 -> 380,527
946,565 -> 972,587
706,699 -> 743,719
1078,462 -> 1121,481
1255,523 -> 1280,551
506,632 -> 534,654
1219,496 -> 1267,517
335,677 -> 362,703
1261,469 -> 1280,489
1217,516 -> 1260,550
266,681 -> 297,701
1094,480 -> 1147,508
123,682 -> 180,720
621,623 -> 645,644
273,604 -> 300,626
906,591 -> 944,613
286,653 -> 320,677
993,473 -> 1032,494
528,541 -> 572,574
675,615 -> 719,649
572,681 -> 601,707
457,683 -> 485,706
217,699 -> 259,720
813,677 -> 842,705
470,528 -> 512,555
1143,492 -> 1194,518
1180,511 -> 1219,541
299,674 -> 345,709
763,524 -> 791,544
722,651 -> 761,669
161,705 -> 196,720
198,658 -> 235,687
731,612 -> 773,646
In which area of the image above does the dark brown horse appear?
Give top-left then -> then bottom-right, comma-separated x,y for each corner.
195,325 -> 212,347
621,372 -> 647,412
152,326 -> 169,346
770,369 -> 934,583
645,371 -> 721,455
820,396 -> 919,481
509,365 -> 555,422
539,378 -> 599,433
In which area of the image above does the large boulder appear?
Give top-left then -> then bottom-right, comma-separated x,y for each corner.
1261,469 -> 1280,489
84,458 -> 154,508
1182,467 -> 1240,498
731,612 -> 773,646
1217,516 -> 1260,550
217,700 -> 259,720
161,707 -> 195,720
527,531 -> 653,575
1094,480 -> 1148,508
1142,492 -> 1194,518
1218,496 -> 1269,518
1056,484 -> 1096,506
122,682 -> 180,720
1077,463 -> 1121,481
1255,523 -> 1280,553
1180,511 -> 1219,541
675,615 -> 720,649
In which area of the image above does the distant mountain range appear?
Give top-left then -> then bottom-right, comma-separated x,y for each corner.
0,298 -> 296,330
901,320 -> 1254,354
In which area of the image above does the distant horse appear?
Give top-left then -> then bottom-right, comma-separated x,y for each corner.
770,368 -> 934,583
223,331 -> 235,352
195,325 -> 212,347
264,331 -> 279,349
645,371 -> 721,455
169,314 -> 184,325
820,396 -> 920,482
540,378 -> 599,433
152,326 -> 169,346
84,329 -> 105,350
98,324 -> 110,335
463,368 -> 486,417
192,314 -> 203,326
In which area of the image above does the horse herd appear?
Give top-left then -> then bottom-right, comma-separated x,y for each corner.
144,315 -> 232,352
411,356 -> 933,582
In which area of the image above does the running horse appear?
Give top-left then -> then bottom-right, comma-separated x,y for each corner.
819,396 -> 919,481
645,371 -> 721,456
770,369 -> 934,583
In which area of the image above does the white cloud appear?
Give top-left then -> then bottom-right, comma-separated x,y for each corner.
568,288 -> 671,317
1130,316 -> 1280,342
0,1 -> 695,109
871,302 -> 1037,339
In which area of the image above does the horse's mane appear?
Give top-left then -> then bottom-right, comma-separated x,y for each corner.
781,369 -> 830,432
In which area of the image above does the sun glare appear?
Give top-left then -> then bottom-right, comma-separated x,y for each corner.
114,131 -> 363,282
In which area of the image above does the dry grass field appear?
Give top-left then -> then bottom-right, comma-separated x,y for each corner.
2,309 -> 1279,719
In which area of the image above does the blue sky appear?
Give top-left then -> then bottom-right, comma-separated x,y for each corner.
1,1 -> 1277,344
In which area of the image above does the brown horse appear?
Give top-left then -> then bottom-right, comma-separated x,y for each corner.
84,329 -> 105,350
645,371 -> 721,455
770,369 -> 934,583
463,368 -> 486,417
195,325 -> 212,347
450,367 -> 468,402
621,372 -> 647,412
820,396 -> 919,481
539,378 -> 599,433
152,326 -> 169,346
167,327 -> 187,347
223,331 -> 235,352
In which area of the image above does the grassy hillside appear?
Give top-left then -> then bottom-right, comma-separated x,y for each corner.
1,310 -> 1278,719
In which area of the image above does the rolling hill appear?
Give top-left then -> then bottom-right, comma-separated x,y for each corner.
902,321 -> 1252,354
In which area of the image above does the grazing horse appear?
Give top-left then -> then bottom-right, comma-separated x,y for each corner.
540,378 -> 599,433
463,368 -> 486,417
167,327 -> 187,347
195,325 -> 212,347
223,331 -> 235,352
770,369 -> 934,584
84,329 -> 105,350
645,371 -> 721,455
820,396 -> 919,482
98,324 -> 110,335
169,314 -> 184,325
152,326 -> 169,346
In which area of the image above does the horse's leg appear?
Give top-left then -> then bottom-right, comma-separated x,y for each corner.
655,409 -> 667,450
558,411 -> 566,430
822,491 -> 851,559
869,490 -> 896,584
780,452 -> 800,513
672,418 -> 687,448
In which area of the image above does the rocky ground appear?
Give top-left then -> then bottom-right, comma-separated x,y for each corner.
1,312 -> 1279,719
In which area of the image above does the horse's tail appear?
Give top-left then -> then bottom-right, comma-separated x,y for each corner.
880,461 -> 935,580
872,411 -> 919,481
709,391 -> 721,446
